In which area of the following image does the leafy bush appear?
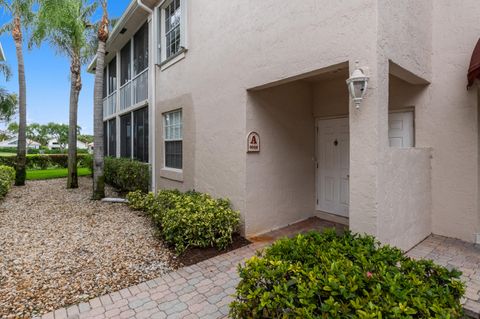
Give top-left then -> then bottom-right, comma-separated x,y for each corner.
104,157 -> 150,193
27,155 -> 52,169
229,230 -> 465,319
126,190 -> 241,254
0,156 -> 16,167
0,165 -> 15,198
77,154 -> 93,169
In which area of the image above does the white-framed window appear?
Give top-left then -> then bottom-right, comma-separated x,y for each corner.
163,109 -> 183,169
159,0 -> 187,63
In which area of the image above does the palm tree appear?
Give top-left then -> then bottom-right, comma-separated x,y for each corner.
0,0 -> 35,186
32,0 -> 97,188
92,0 -> 108,199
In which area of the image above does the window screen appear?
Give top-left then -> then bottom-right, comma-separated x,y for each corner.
120,113 -> 132,158
108,57 -> 117,94
133,23 -> 149,75
164,0 -> 181,59
102,68 -> 107,98
164,110 -> 182,169
133,107 -> 149,162
103,121 -> 108,156
108,119 -> 116,157
120,41 -> 131,86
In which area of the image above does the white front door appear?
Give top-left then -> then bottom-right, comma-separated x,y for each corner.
316,118 -> 349,217
389,111 -> 414,147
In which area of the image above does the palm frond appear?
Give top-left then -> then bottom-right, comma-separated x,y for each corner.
0,63 -> 12,81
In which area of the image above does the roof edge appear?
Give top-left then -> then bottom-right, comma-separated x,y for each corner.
87,0 -> 141,73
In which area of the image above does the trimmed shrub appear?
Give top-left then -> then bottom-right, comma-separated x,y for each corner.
126,190 -> 241,254
78,154 -> 93,172
0,165 -> 15,198
27,155 -> 52,169
0,156 -> 16,167
104,157 -> 150,193
229,230 -> 465,319
0,154 -> 91,170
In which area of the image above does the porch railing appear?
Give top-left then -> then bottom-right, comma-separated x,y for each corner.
133,69 -> 148,105
103,97 -> 108,118
108,91 -> 117,116
120,81 -> 132,111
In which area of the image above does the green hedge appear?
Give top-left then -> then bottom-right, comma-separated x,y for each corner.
0,165 -> 15,198
229,230 -> 465,318
0,154 -> 92,170
104,157 -> 150,193
127,190 -> 241,254
0,147 -> 89,154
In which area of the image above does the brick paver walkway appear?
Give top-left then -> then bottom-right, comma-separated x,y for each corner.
38,242 -> 265,319
40,222 -> 480,319
38,217 -> 340,319
407,235 -> 480,318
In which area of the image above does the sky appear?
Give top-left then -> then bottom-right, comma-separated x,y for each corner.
0,0 -> 131,135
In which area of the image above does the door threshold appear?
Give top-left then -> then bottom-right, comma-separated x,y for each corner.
315,210 -> 349,226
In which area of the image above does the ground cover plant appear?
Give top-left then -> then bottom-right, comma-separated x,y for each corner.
229,230 -> 465,319
127,190 -> 241,254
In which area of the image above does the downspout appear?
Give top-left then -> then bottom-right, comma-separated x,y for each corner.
137,0 -> 153,14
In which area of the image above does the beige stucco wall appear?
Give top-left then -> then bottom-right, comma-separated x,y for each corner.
425,0 -> 480,243
313,76 -> 349,118
155,0 -> 379,236
151,0 -> 480,247
378,148 -> 432,249
245,82 -> 315,236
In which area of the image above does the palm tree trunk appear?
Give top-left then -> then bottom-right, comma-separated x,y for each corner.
13,16 -> 26,186
93,40 -> 106,199
67,56 -> 81,189
92,1 -> 109,199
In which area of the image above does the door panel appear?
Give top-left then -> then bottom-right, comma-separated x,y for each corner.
389,111 -> 414,147
317,118 -> 349,217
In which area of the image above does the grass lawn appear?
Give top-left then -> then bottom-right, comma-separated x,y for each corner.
26,168 -> 91,180
0,152 -> 17,157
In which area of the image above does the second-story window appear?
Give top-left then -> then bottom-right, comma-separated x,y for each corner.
159,0 -> 186,63
108,57 -> 117,94
134,23 -> 149,76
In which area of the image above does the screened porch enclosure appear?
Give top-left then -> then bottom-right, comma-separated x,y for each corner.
103,22 -> 149,118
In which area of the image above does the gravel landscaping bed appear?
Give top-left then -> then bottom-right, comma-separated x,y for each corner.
0,177 -> 176,318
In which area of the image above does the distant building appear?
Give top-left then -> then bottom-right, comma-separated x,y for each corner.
0,136 -> 41,149
47,138 -> 89,150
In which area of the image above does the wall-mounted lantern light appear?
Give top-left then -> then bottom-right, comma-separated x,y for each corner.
346,62 -> 369,109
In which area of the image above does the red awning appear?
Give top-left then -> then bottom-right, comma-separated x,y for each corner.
467,38 -> 480,89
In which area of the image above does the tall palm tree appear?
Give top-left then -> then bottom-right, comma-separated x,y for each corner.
0,0 -> 35,186
92,0 -> 108,199
32,0 -> 97,188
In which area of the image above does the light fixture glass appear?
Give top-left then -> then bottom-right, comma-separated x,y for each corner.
346,62 -> 369,109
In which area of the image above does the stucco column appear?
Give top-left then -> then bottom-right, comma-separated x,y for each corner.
349,58 -> 389,238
